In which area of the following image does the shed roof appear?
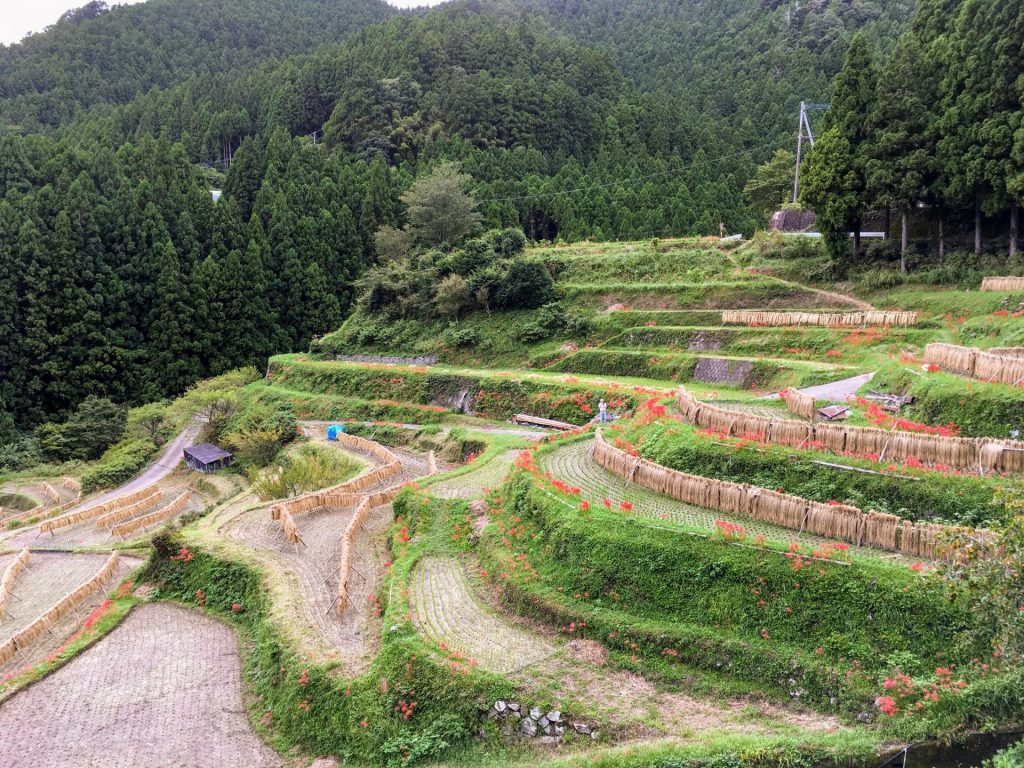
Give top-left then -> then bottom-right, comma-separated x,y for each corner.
184,443 -> 232,464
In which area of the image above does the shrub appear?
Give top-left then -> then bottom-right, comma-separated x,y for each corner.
80,438 -> 156,493
37,396 -> 127,462
495,260 -> 554,309
252,444 -> 362,500
486,227 -> 527,257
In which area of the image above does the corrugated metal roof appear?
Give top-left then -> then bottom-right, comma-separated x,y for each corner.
184,443 -> 232,464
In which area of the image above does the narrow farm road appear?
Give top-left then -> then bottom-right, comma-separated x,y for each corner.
70,423 -> 200,513
763,372 -> 874,402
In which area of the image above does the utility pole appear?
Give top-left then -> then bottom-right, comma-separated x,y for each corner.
792,101 -> 829,204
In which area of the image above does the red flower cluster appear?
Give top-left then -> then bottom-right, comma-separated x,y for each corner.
714,519 -> 745,541
856,397 -> 960,437
169,547 -> 194,563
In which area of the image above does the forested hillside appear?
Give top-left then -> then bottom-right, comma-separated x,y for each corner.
800,0 -> 1024,268
0,0 -> 394,131
0,0 -> 917,428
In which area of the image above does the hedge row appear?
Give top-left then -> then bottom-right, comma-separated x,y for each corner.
252,385 -> 448,424
80,438 -> 157,494
633,422 -> 1001,526
267,356 -> 654,425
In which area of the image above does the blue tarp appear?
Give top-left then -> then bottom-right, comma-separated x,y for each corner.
327,424 -> 345,441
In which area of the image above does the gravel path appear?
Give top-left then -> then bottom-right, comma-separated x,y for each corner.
64,424 -> 199,517
410,557 -> 557,674
0,603 -> 281,768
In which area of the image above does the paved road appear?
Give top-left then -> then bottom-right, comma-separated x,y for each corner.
763,372 -> 874,403
67,423 -> 200,513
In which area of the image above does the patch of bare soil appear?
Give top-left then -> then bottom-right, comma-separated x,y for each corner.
521,655 -> 842,744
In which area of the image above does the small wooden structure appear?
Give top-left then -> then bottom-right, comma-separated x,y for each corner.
184,443 -> 233,473
818,405 -> 851,421
511,414 -> 576,431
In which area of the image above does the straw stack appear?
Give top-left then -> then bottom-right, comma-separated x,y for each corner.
675,386 -> 1024,474
428,450 -> 439,475
0,553 -> 120,668
95,490 -> 162,528
61,477 -> 82,495
41,483 -> 61,505
721,310 -> 917,328
925,342 -> 1024,386
591,428 -> 986,559
782,388 -> 817,421
41,484 -> 162,534
109,491 -> 189,538
0,549 -> 31,617
980,276 -> 1024,292
270,432 -> 403,524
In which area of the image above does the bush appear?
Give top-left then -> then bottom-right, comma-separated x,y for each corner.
80,437 -> 157,493
486,227 -> 527,257
0,437 -> 42,471
252,443 -> 362,500
37,396 -> 127,462
495,260 -> 554,309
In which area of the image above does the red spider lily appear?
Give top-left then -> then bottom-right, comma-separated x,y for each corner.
579,500 -> 590,511
620,501 -> 634,511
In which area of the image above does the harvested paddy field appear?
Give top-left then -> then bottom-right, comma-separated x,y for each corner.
0,603 -> 281,768
410,556 -> 558,674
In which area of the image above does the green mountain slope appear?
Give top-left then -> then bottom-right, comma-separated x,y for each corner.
0,0 -> 395,131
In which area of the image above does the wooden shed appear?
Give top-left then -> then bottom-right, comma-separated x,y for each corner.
183,443 -> 233,473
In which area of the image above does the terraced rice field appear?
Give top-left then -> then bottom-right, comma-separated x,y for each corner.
223,444 -> 431,669
540,439 -> 905,562
0,552 -> 141,675
0,603 -> 281,768
410,556 -> 557,674
5,488 -> 200,551
430,450 -> 518,499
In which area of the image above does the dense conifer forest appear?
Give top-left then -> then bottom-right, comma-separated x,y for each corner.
1,0 -> 1020,428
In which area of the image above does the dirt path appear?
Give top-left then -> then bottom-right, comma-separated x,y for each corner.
0,603 -> 281,768
766,276 -> 875,310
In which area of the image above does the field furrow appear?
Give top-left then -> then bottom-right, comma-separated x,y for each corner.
539,439 -> 904,560
410,556 -> 556,674
223,444 -> 430,670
